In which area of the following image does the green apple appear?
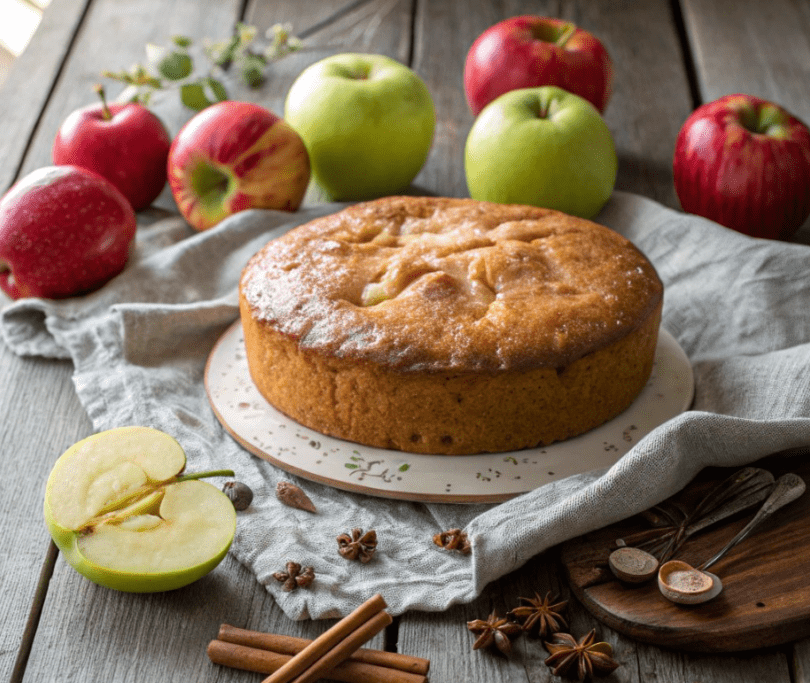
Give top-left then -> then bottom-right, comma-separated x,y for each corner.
44,426 -> 237,592
464,86 -> 617,218
284,52 -> 435,200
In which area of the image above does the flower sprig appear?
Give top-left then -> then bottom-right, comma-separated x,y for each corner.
101,23 -> 302,111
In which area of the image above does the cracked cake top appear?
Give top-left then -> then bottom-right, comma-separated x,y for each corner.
240,196 -> 663,372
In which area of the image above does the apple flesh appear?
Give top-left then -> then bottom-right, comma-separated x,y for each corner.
464,15 -> 613,116
44,426 -> 237,592
673,94 -> 810,240
52,88 -> 172,211
167,101 -> 310,232
465,86 -> 617,219
284,53 -> 436,200
0,165 -> 137,300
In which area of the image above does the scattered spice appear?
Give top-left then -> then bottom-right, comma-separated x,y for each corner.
433,528 -> 471,554
276,481 -> 317,512
223,481 -> 253,510
508,591 -> 568,638
467,612 -> 522,656
272,561 -> 315,591
337,528 -> 377,563
544,630 -> 619,680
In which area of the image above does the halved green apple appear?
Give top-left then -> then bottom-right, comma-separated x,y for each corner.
44,426 -> 237,592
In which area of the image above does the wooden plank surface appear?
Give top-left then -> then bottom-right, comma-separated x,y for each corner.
0,1 -> 96,677
0,0 -> 809,681
681,0 -> 810,120
5,2 -> 394,681
561,459 -> 810,653
0,0 -> 91,194
679,0 -> 810,241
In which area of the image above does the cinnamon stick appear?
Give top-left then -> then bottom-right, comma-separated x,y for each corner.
217,623 -> 430,675
207,640 -> 427,683
261,593 -> 388,683
289,610 -> 393,683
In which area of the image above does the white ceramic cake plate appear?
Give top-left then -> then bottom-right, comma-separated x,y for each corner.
205,321 -> 694,503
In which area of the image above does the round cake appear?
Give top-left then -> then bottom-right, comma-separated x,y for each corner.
239,196 -> 663,455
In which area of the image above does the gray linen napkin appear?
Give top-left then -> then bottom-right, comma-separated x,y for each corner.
3,191 -> 810,619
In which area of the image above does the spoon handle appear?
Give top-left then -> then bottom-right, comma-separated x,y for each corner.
699,473 -> 806,571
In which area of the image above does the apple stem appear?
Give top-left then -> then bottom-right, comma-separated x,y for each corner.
94,83 -> 113,121
176,469 -> 236,482
555,22 -> 577,48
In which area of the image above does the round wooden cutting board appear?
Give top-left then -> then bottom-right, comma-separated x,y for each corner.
559,454 -> 810,652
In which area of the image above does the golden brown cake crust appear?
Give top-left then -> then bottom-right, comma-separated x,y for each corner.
239,197 -> 664,454
240,196 -> 662,373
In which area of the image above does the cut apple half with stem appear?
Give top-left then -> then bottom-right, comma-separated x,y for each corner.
44,426 -> 237,592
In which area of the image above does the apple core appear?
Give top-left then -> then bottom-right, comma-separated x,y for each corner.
44,426 -> 238,592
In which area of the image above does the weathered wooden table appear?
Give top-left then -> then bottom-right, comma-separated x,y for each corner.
2,1 -> 809,681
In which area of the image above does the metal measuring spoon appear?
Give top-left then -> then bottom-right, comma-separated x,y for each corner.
658,473 -> 806,604
609,468 -> 774,583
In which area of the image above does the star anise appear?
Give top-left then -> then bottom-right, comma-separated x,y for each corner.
544,630 -> 619,680
467,611 -> 523,656
337,528 -> 377,563
508,591 -> 568,638
433,528 -> 471,554
272,561 -> 315,591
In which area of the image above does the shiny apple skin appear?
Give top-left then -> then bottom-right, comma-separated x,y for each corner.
673,94 -> 810,240
53,102 -> 171,211
0,166 -> 137,299
464,15 -> 613,116
167,101 -> 311,232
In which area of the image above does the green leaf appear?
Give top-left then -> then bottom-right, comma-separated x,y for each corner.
180,82 -> 212,111
180,78 -> 228,111
398,464 -> 410,472
344,463 -> 359,470
172,35 -> 193,48
158,51 -> 193,80
205,77 -> 228,102
239,53 -> 266,88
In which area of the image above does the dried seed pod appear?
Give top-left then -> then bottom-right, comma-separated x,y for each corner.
467,612 -> 522,656
337,528 -> 377,563
276,481 -> 317,512
433,528 -> 471,554
272,561 -> 315,591
544,630 -> 619,679
223,481 -> 253,510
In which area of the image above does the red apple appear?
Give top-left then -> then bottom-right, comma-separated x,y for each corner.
673,94 -> 810,240
167,101 -> 310,231
464,15 -> 613,116
52,86 -> 171,211
0,166 -> 137,299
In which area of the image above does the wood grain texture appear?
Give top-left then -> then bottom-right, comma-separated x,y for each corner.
0,0 -> 91,193
2,0 -> 810,681
584,0 -> 692,209
17,0 -> 243,177
681,0 -> 810,121
561,459 -> 810,652
680,0 -> 810,240
0,348 -> 92,682
7,2 -> 394,681
397,551 -> 570,683
244,0 -> 416,204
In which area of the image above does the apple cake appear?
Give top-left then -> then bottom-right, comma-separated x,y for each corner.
239,196 -> 663,455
